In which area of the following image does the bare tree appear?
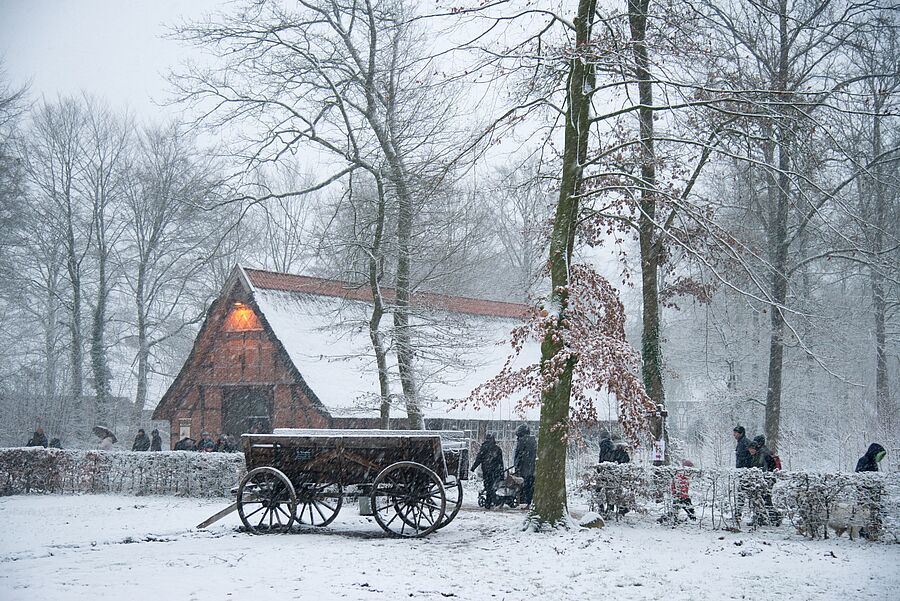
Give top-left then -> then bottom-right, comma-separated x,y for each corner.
851,13 -> 900,432
82,98 -> 131,424
692,0 -> 892,451
173,0 -> 469,428
21,98 -> 90,407
122,124 -> 223,426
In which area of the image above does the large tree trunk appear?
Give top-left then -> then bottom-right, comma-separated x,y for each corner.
629,0 -> 668,460
870,94 -> 891,430
91,244 -> 111,425
392,175 -> 424,429
762,2 -> 791,454
132,263 -> 149,426
531,0 -> 596,527
66,234 -> 84,403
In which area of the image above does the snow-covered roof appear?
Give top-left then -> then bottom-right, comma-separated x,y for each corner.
251,286 -> 541,421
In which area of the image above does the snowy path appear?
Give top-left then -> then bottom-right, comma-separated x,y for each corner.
0,494 -> 897,600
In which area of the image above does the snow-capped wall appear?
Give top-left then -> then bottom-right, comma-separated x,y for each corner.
0,447 -> 245,498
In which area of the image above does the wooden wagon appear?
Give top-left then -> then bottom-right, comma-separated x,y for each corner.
235,429 -> 469,538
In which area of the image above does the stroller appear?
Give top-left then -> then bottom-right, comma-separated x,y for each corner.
478,467 -> 524,509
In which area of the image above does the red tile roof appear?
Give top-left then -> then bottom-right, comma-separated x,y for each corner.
243,268 -> 529,319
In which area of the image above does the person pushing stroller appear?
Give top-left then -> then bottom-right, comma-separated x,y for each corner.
471,433 -> 504,509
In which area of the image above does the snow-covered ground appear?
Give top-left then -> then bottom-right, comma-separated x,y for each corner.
1,492 -> 897,600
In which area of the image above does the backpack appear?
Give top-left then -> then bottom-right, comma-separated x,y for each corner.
772,455 -> 782,470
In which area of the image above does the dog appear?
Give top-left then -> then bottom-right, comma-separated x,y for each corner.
797,501 -> 866,540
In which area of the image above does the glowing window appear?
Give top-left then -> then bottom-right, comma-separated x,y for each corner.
224,302 -> 263,332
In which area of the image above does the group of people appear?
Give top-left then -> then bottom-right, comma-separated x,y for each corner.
131,428 -> 163,452
25,427 -> 62,449
733,425 -> 888,528
172,431 -> 239,453
470,424 -> 536,509
731,425 -> 781,526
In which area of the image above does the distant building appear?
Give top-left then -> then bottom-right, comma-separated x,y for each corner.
153,266 -> 541,450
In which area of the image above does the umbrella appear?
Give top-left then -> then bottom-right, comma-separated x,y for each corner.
92,425 -> 117,444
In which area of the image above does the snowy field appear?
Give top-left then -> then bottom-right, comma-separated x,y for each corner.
1,492 -> 898,601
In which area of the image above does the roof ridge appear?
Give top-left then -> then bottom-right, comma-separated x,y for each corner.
242,267 -> 529,319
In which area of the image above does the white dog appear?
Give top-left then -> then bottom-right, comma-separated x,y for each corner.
825,502 -> 866,540
796,501 -> 867,540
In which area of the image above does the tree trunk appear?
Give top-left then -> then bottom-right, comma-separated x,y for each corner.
629,0 -> 668,461
132,262 -> 149,426
392,175 -> 424,429
870,93 -> 891,430
67,241 -> 83,403
763,2 -> 791,454
367,176 -> 392,429
91,243 -> 111,425
531,0 -> 596,527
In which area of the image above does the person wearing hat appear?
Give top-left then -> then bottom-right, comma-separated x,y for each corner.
471,433 -> 504,509
197,432 -> 216,452
733,426 -> 752,469
514,424 -> 537,507
855,443 -> 887,540
732,425 -> 753,526
855,443 -> 886,472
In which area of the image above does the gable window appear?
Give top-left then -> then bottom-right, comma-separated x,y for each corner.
224,302 -> 263,332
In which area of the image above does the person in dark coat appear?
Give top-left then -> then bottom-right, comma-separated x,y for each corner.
597,429 -> 616,463
733,426 -> 752,468
732,425 -> 753,525
197,432 -> 216,452
750,436 -> 776,472
855,443 -> 886,472
471,433 -> 504,508
215,434 -> 237,452
855,443 -> 887,540
150,429 -> 162,451
514,424 -> 537,506
611,434 -> 630,464
747,439 -> 781,526
132,429 -> 151,452
174,437 -> 196,451
26,427 -> 48,448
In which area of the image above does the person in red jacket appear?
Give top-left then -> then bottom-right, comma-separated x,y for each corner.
661,459 -> 697,523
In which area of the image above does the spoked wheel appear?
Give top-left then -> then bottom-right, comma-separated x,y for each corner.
237,466 -> 297,534
295,480 -> 343,527
435,477 -> 464,530
371,461 -> 446,538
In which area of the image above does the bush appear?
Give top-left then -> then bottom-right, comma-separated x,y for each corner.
0,447 -> 245,498
581,463 -> 899,542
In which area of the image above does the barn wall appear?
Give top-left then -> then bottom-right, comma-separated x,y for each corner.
164,288 -> 330,446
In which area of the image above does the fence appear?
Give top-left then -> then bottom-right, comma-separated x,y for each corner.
580,464 -> 900,542
0,447 -> 245,498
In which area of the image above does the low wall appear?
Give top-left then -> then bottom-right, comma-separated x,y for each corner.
0,447 -> 246,498
581,464 -> 900,542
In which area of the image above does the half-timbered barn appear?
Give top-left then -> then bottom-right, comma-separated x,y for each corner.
152,266 -> 540,449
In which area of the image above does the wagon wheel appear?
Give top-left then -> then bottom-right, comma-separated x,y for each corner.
435,477 -> 464,530
237,466 -> 297,534
295,480 -> 343,527
371,461 -> 446,538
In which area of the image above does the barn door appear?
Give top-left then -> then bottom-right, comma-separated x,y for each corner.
222,386 -> 273,438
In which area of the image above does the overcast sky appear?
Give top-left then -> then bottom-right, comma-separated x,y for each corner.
0,0 -> 222,121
